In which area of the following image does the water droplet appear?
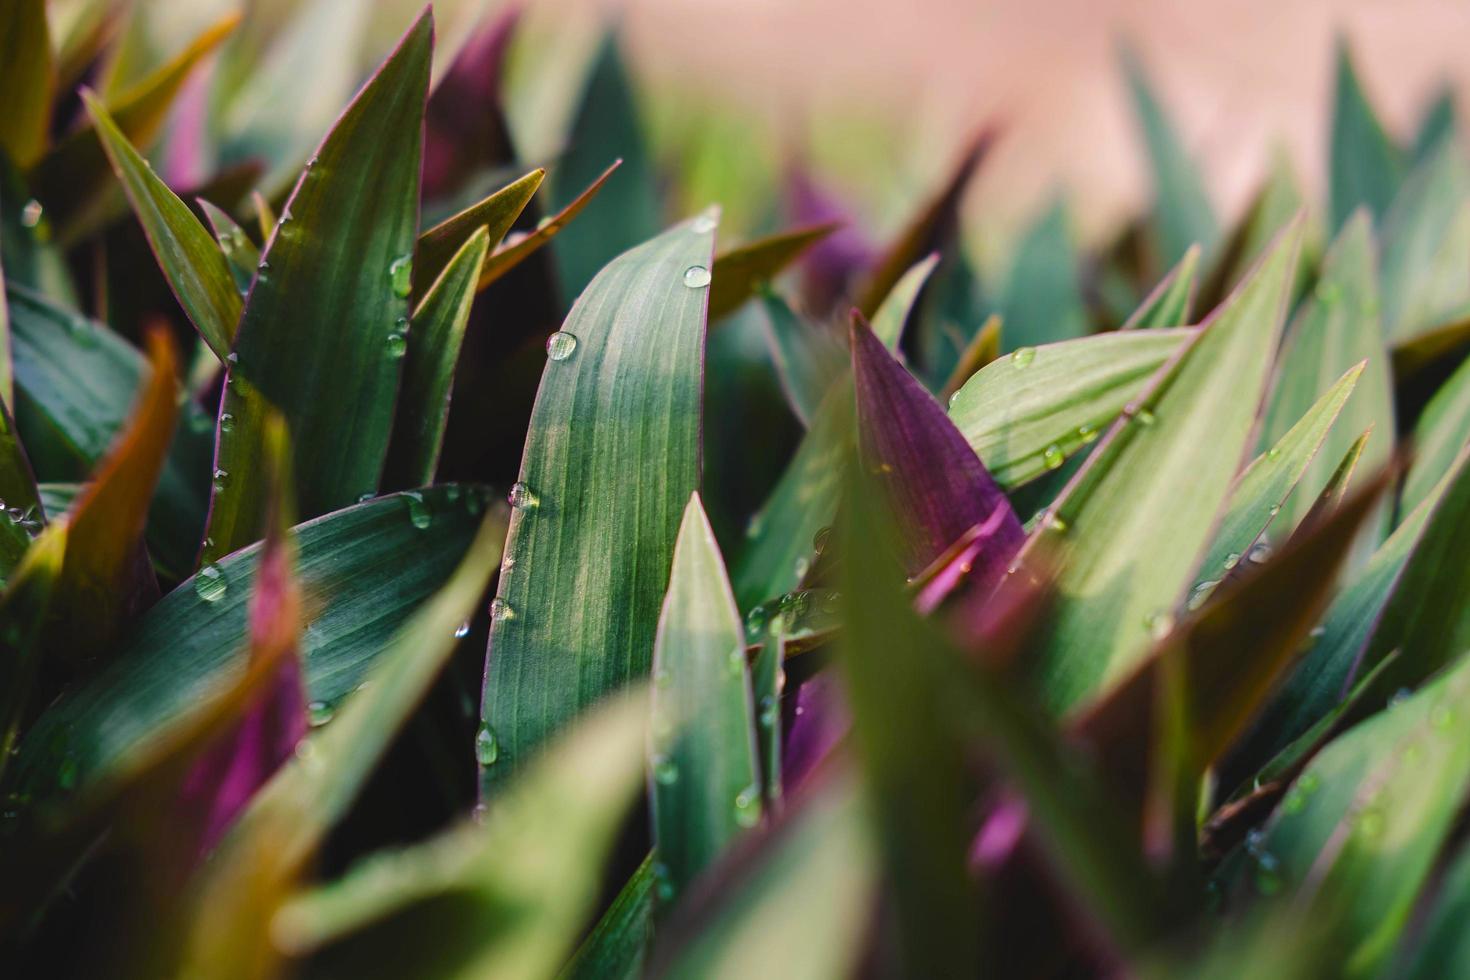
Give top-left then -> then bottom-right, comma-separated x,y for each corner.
1223,552 -> 1241,571
1252,851 -> 1283,895
385,331 -> 407,359
226,351 -> 240,365
507,482 -> 539,510
1012,346 -> 1036,368
691,212 -> 719,234
19,199 -> 43,228
1389,687 -> 1413,708
404,491 -> 431,529
1145,610 -> 1174,640
1268,504 -> 1281,517
545,331 -> 578,360
727,646 -> 747,675
1135,408 -> 1156,426
356,492 -> 376,504
1187,580 -> 1217,610
759,695 -> 779,728
453,620 -> 470,639
682,265 -> 712,289
793,555 -> 810,579
745,512 -> 765,538
218,412 -> 236,434
1248,542 -> 1272,564
1077,423 -> 1099,444
1043,444 -> 1065,470
535,215 -> 553,231
1046,510 -> 1069,534
653,755 -> 679,785
733,785 -> 762,827
1266,446 -> 1282,461
948,391 -> 960,409
812,525 -> 832,553
490,597 -> 515,622
388,255 -> 413,297
653,862 -> 676,901
307,701 -> 334,727
195,563 -> 227,602
1282,790 -> 1306,814
745,605 -> 768,637
475,723 -> 500,766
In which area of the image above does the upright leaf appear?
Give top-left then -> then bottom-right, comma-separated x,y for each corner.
381,226 -> 490,490
551,31 -> 660,301
870,253 -> 938,350
708,222 -> 838,321
86,93 -> 242,360
650,494 -> 761,898
1260,212 -> 1392,541
0,522 -> 66,782
480,214 -> 714,790
1404,353 -> 1470,516
999,197 -> 1089,348
0,0 -> 54,168
1122,245 -> 1198,329
411,167 -> 543,300
1412,85 -> 1458,164
1019,223 -> 1301,712
204,12 -> 432,562
1378,139 -> 1470,343
199,199 -> 261,294
758,290 -> 844,427
1121,43 -> 1220,266
1329,41 -> 1405,232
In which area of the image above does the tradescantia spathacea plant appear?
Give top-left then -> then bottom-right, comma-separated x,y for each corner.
4,2 -> 1470,977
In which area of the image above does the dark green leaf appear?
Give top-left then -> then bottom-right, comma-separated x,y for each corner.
1378,138 -> 1470,343
561,856 -> 655,980
757,289 -> 844,427
0,0 -> 54,169
477,161 -> 620,292
199,199 -> 260,294
411,167 -> 543,300
999,196 -> 1089,348
1403,346 -> 1470,516
708,222 -> 838,321
1329,41 -> 1405,232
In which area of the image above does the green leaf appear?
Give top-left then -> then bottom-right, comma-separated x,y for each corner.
1202,149 -> 1310,308
85,92 -> 242,361
411,167 -> 543,301
650,494 -> 760,897
478,161 -> 619,292
7,283 -> 211,577
203,12 -> 431,563
1402,838 -> 1470,978
7,484 -> 491,804
199,199 -> 260,294
1403,343 -> 1470,516
0,158 -> 76,306
1244,653 -> 1470,978
30,14 -> 238,243
1019,222 -> 1302,712
1121,42 -> 1219,266
999,196 -> 1089,348
561,856 -> 655,980
480,214 -> 714,790
267,690 -> 648,980
176,506 -> 508,973
0,391 -> 38,518
381,226 -> 490,490
758,289 -> 844,427
937,312 -> 1001,403
1412,85 -> 1458,164
0,521 -> 65,782
1193,362 -> 1363,593
1260,212 -> 1392,543
1122,244 -> 1199,329
871,253 -> 938,350
1378,139 -> 1470,343
707,222 -> 838,321
650,774 -> 876,980
550,31 -> 660,302
1329,41 -> 1405,232
946,329 -> 1193,488
0,0 -> 54,168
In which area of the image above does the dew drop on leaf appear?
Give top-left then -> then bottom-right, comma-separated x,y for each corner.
507,481 -> 539,510
388,255 -> 413,297
403,491 -> 431,529
385,330 -> 407,359
1043,444 -> 1065,470
490,597 -> 515,622
308,701 -> 334,727
545,331 -> 578,361
733,784 -> 761,827
475,723 -> 500,767
653,755 -> 679,785
682,264 -> 712,288
1012,346 -> 1036,368
195,563 -> 227,602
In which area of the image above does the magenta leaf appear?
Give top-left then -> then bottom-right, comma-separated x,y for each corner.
422,4 -> 522,200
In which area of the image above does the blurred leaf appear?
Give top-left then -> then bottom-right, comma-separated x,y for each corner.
1412,85 -> 1458,164
1261,213 -> 1392,544
204,13 -> 432,562
178,508 -> 508,977
837,470 -> 983,974
1298,428 -> 1371,526
1193,363 -> 1363,594
411,168 -> 543,300
1243,652 -> 1470,978
757,290 -> 844,427
6,283 -> 210,576
857,129 -> 994,316
251,189 -> 275,240
871,253 -> 938,350
852,312 -> 1023,579
480,215 -> 714,790
8,484 -> 490,805
1379,139 -> 1470,343
708,222 -> 838,321
478,161 -> 619,291
751,628 -> 783,807
938,312 -> 1001,402
1019,222 -> 1301,712
947,329 -> 1193,488
650,494 -> 760,897
731,380 -> 851,610
999,197 -> 1089,348
31,13 -> 238,243
1329,41 -> 1405,232
1122,245 -> 1199,329
0,0 -> 54,169
1403,346 -> 1470,516
0,158 -> 77,306
562,856 -> 655,980
268,689 -> 646,980
651,772 -> 876,980
1228,449 -> 1465,788
1402,838 -> 1470,978
382,227 -> 490,490
1121,42 -> 1219,267
47,329 -> 178,659
0,390 -> 39,517
1200,151 -> 1309,309
199,198 -> 260,294
550,31 -> 660,301
0,521 -> 66,781
86,93 -> 241,361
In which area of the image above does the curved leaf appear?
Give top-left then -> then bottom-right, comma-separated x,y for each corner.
758,290 -> 843,427
477,160 -> 619,291
871,253 -> 937,350
199,199 -> 260,294
480,214 -> 714,790
562,856 -> 655,980
411,167 -> 543,300
708,222 -> 838,322
204,12 -> 432,562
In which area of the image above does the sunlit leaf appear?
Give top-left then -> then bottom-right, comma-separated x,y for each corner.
1123,245 -> 1199,329
708,222 -> 838,322
0,0 -> 55,169
477,161 -> 619,291
411,168 -> 543,301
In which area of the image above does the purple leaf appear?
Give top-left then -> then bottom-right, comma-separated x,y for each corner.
782,671 -> 848,795
850,310 -> 1024,581
784,164 -> 879,313
422,4 -> 521,200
